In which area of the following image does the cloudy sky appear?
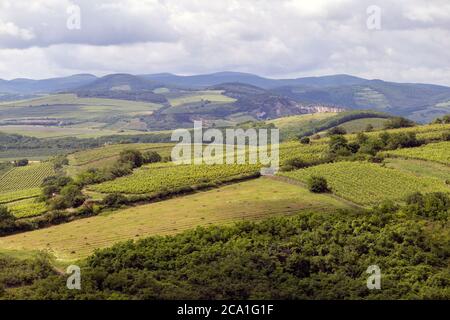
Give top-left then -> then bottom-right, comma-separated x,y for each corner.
0,0 -> 449,85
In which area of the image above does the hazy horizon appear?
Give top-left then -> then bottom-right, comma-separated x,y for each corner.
2,71 -> 450,88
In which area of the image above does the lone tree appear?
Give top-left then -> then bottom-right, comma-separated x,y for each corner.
384,117 -> 415,129
307,176 -> 329,193
0,206 -> 14,222
14,159 -> 28,167
143,151 -> 162,164
119,149 -> 144,168
299,137 -> 311,145
327,126 -> 347,136
365,124 -> 374,132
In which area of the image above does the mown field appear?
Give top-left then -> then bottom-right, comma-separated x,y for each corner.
280,161 -> 450,206
0,178 -> 354,260
382,141 -> 450,165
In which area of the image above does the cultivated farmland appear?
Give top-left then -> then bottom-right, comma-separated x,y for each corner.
0,188 -> 42,205
168,90 -> 236,107
6,199 -> 47,219
382,141 -> 450,165
280,161 -> 450,206
0,178 -> 354,260
89,163 -> 260,195
0,162 -> 54,193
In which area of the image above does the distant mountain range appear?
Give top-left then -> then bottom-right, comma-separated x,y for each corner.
1,71 -> 449,123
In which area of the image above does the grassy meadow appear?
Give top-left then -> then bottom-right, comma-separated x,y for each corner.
168,90 -> 236,107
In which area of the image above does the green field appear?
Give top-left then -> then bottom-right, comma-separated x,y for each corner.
0,178 -> 353,260
88,162 -> 260,195
384,158 -> 450,182
0,94 -> 162,125
279,140 -> 328,164
66,143 -> 175,176
0,162 -> 54,193
0,163 -> 53,218
280,161 -> 449,206
268,112 -> 338,128
338,117 -> 389,133
382,141 -> 450,165
0,93 -> 161,110
69,143 -> 174,166
0,188 -> 42,205
268,112 -> 338,140
6,198 -> 47,219
168,90 -> 236,107
0,125 -> 146,139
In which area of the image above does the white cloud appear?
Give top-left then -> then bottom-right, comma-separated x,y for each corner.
0,19 -> 35,41
0,0 -> 448,86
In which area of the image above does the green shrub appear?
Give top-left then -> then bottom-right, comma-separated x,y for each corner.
356,132 -> 369,144
0,205 -> 14,222
307,176 -> 329,193
299,137 -> 310,145
405,192 -> 449,220
443,114 -> 450,124
143,151 -> 162,164
347,142 -> 360,153
103,193 -> 128,208
328,135 -> 349,155
327,126 -> 347,136
284,158 -> 308,170
14,159 -> 29,167
119,149 -> 144,168
384,117 -> 415,129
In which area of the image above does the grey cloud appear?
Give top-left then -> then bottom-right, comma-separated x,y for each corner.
0,0 -> 449,86
0,0 -> 179,48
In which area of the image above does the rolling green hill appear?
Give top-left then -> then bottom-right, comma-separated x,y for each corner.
269,110 -> 391,140
0,121 -> 449,300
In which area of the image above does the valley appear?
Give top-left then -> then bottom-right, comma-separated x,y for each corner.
0,72 -> 449,301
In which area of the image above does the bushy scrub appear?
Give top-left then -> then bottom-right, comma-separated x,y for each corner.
307,176 -> 329,193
